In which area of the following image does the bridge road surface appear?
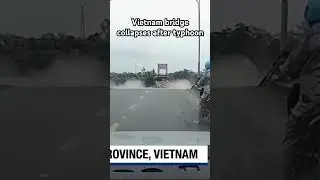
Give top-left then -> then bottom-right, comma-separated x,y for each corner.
211,55 -> 289,180
0,86 -> 110,179
0,85 -> 208,179
110,88 -> 209,131
212,85 -> 288,180
0,54 -> 290,179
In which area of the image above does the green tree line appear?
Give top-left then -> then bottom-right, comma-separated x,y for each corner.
211,22 -> 302,73
0,22 -> 302,79
0,32 -> 109,75
111,69 -> 198,87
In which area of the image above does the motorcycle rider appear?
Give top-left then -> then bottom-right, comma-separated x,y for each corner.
198,60 -> 210,123
199,60 -> 210,92
280,1 -> 320,179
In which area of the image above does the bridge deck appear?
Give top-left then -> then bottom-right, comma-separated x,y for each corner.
211,85 -> 288,180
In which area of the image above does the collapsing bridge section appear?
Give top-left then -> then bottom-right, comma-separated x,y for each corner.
154,63 -> 170,88
154,78 -> 171,88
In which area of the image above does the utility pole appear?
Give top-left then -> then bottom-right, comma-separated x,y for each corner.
80,2 -> 87,40
196,0 -> 201,77
280,0 -> 288,52
135,64 -> 137,74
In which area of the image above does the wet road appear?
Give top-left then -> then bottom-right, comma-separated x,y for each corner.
0,84 -> 289,179
110,88 -> 209,131
210,55 -> 289,180
0,86 -> 110,179
0,54 -> 292,179
0,86 -> 209,179
211,85 -> 289,180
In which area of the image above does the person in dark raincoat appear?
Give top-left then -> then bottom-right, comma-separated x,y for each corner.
198,60 -> 210,123
280,1 -> 320,179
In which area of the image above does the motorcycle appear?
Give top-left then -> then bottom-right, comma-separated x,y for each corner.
200,87 -> 204,97
257,39 -> 320,179
286,83 -> 300,116
191,78 -> 201,90
198,86 -> 210,124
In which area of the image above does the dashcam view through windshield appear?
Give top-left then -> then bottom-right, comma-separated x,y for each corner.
110,0 -> 210,133
110,0 -> 210,178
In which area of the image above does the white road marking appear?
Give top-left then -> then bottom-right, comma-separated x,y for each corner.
110,123 -> 120,132
192,120 -> 200,125
139,95 -> 144,100
38,174 -> 50,178
145,90 -> 149,94
128,104 -> 137,110
121,115 -> 127,119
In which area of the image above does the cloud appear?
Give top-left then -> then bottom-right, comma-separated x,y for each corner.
110,0 -> 210,73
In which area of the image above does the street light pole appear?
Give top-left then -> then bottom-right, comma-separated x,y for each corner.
280,0 -> 288,52
196,0 -> 201,78
135,64 -> 137,74
80,2 -> 87,40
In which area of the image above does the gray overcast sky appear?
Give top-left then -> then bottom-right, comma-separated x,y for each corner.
110,0 -> 210,73
0,0 -> 107,37
0,0 -> 307,35
211,0 -> 307,33
0,0 -> 308,72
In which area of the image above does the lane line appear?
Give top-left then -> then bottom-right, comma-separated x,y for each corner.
110,123 -> 120,132
128,104 -> 137,110
110,89 -> 151,132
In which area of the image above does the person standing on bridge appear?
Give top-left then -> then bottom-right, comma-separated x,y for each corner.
279,1 -> 320,179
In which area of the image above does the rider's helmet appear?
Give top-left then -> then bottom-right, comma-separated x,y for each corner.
205,60 -> 210,70
305,0 -> 320,26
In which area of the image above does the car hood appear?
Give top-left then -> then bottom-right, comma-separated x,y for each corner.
111,131 -> 210,145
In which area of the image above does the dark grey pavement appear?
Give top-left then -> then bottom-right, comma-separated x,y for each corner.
0,86 -> 209,179
110,88 -> 209,131
210,55 -> 289,179
0,54 -> 292,179
211,85 -> 289,180
0,85 -> 290,180
0,87 -> 110,179
109,84 -> 289,179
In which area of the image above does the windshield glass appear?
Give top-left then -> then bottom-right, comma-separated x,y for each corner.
110,0 -> 210,136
